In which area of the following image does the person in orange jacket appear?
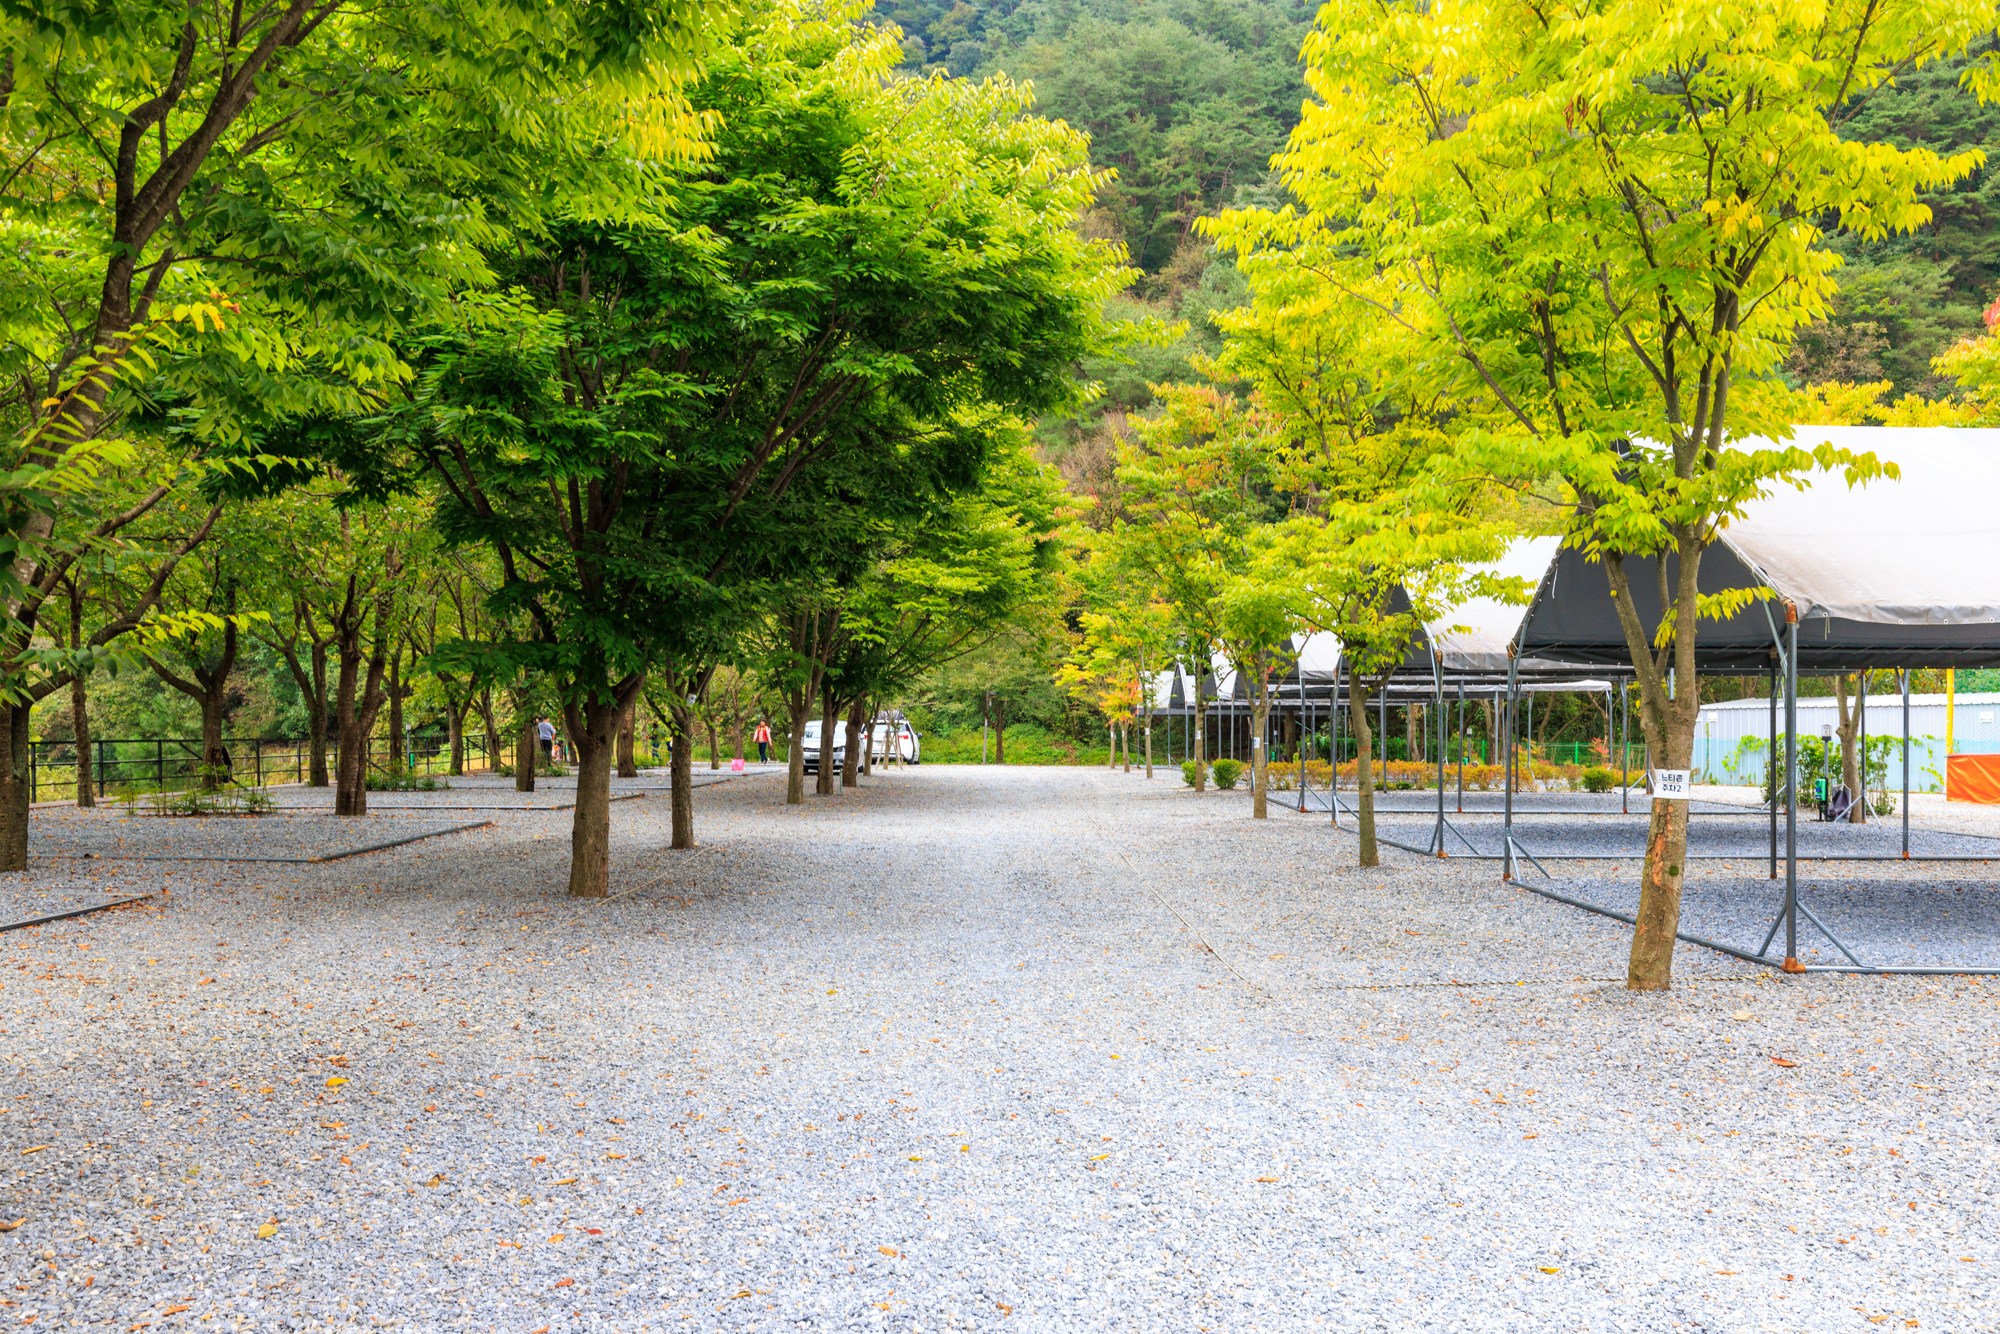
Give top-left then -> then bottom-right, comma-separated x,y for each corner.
754,719 -> 772,763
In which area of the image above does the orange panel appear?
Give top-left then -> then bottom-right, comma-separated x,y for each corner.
1947,754 -> 2000,804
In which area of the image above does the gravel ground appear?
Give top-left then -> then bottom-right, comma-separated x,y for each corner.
27,812 -> 493,864
0,765 -> 1995,1331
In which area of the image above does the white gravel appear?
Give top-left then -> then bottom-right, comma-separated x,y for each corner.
0,765 -> 1993,1331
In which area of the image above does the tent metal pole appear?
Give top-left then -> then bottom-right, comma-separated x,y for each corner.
1433,654 -> 1446,856
1858,670 -> 1867,821
1784,612 -> 1800,971
1769,662 -> 1778,880
1504,655 -> 1518,880
1620,684 -> 1629,815
1457,682 -> 1466,813
1331,661 -> 1342,828
1902,669 -> 1911,859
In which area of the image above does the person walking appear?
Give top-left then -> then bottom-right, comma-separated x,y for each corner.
536,716 -> 556,766
754,718 -> 772,764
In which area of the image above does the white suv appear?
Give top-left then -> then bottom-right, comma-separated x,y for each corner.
870,719 -> 922,764
800,720 -> 846,775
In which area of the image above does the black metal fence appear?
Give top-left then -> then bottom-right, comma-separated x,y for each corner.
30,732 -> 502,803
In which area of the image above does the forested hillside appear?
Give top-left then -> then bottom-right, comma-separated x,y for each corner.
873,0 -> 1313,272
1796,41 -> 2000,398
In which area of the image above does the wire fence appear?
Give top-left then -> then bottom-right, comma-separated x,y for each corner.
29,732 -> 504,804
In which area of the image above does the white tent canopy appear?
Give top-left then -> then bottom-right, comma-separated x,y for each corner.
1520,426 -> 2000,671
1724,426 -> 2000,626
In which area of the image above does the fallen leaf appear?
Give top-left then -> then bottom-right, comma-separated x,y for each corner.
604,1154 -> 625,1161
325,1077 -> 349,1088
424,1174 -> 445,1188
1733,1010 -> 1754,1021
0,1220 -> 22,1233
551,1178 -> 578,1186
1771,1057 -> 1798,1068
339,1156 -> 351,1166
907,1155 -> 922,1162
530,1327 -> 549,1333
996,1303 -> 1012,1315
256,1223 -> 277,1239
549,1234 -> 564,1242
553,1277 -> 574,1288
1523,1134 -> 1538,1140
423,1105 -> 436,1113
959,1144 -> 970,1153
1254,1176 -> 1277,1183
879,1246 -> 900,1258
20,1147 -> 47,1155
729,1290 -> 752,1300
1538,1266 -> 1559,1274
158,1307 -> 189,1317
1090,1154 -> 1111,1162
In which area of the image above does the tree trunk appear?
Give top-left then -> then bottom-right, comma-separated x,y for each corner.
669,694 -> 696,849
1353,678 -> 1380,867
993,700 -> 1008,765
69,591 -> 93,808
308,642 -> 330,786
1251,679 -> 1270,820
0,704 -> 30,870
447,700 -> 466,777
386,644 -> 405,773
842,697 -> 866,788
785,700 -> 812,805
332,626 -> 387,817
1602,551 -> 1702,991
1192,696 -> 1206,791
1834,673 -> 1866,824
705,713 -> 720,771
478,688 -> 500,774
816,686 -> 839,796
564,697 -> 621,896
516,712 -> 537,793
617,698 -> 639,778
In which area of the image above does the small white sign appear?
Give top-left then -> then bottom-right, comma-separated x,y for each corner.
1252,736 -> 1262,748
1194,729 -> 1203,740
1653,768 -> 1692,799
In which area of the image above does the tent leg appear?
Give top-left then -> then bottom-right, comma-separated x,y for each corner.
1769,662 -> 1778,880
1784,614 -> 1802,973
1331,664 -> 1342,829
1620,684 -> 1629,815
1457,683 -> 1466,814
1858,670 -> 1867,824
1433,656 -> 1446,856
1902,669 -> 1911,859
1503,657 -> 1518,881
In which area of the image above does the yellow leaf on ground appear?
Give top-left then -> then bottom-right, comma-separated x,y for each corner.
1538,1267 -> 1559,1274
21,1146 -> 47,1154
256,1223 -> 277,1239
325,1077 -> 349,1088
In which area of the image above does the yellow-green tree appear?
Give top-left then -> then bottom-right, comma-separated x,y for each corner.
1213,0 -> 1987,985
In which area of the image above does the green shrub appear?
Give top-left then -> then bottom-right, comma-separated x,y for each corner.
1582,766 -> 1615,793
367,769 -> 450,792
1181,760 -> 1205,787
1212,758 -> 1244,790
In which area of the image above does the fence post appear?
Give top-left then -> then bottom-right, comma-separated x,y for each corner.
28,742 -> 35,804
96,738 -> 105,798
254,737 -> 262,788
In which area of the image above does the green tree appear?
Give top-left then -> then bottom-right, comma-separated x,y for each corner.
1226,0 -> 1984,985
